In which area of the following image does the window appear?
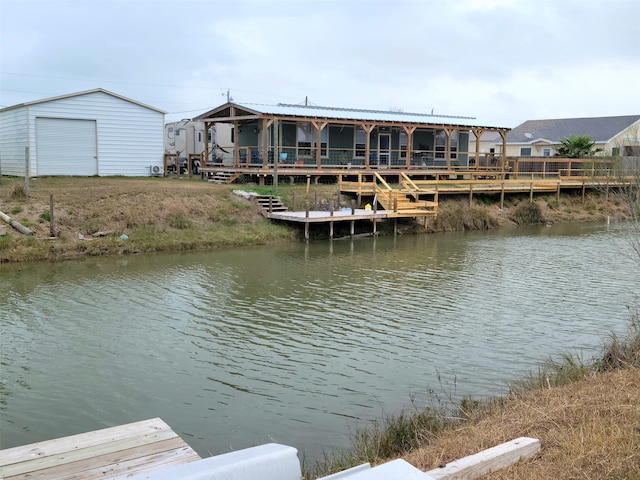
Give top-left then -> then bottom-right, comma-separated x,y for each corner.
520,147 -> 532,156
542,148 -> 551,157
400,132 -> 407,158
207,130 -> 212,142
355,127 -> 366,157
435,130 -> 445,158
624,146 -> 640,156
612,147 -> 620,156
297,122 -> 312,155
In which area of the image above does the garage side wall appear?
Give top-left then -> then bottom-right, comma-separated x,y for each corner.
0,106 -> 28,176
26,91 -> 164,177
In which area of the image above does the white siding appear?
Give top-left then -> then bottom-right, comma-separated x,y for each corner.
1,90 -> 164,177
0,106 -> 28,176
25,91 -> 164,176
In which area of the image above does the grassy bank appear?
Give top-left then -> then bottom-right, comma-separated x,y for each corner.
305,313 -> 640,479
0,177 -> 299,262
0,176 -> 632,263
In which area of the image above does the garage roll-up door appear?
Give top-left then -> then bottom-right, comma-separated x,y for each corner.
36,118 -> 97,176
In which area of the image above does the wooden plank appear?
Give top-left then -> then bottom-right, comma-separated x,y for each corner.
425,437 -> 540,479
7,439 -> 199,480
0,418 -> 200,480
1,428 -> 180,477
0,418 -> 170,468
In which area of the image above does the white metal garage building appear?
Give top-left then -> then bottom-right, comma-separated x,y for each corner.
0,88 -> 165,177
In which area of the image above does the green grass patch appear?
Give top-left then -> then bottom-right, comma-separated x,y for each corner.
168,214 -> 193,230
305,405 -> 447,478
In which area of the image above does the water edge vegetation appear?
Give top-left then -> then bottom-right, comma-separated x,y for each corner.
0,176 -> 633,263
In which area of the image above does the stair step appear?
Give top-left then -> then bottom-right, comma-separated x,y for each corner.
255,195 -> 288,214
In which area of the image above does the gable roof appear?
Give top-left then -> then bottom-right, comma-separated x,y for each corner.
195,102 -> 509,130
507,115 -> 640,144
0,88 -> 166,114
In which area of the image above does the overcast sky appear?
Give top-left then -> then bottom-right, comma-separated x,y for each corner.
1,0 -> 638,127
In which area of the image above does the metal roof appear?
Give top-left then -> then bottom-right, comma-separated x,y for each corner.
198,102 -> 509,130
507,115 -> 640,144
0,88 -> 167,114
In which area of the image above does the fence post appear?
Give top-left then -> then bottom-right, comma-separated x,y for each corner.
25,146 -> 30,197
50,194 -> 56,238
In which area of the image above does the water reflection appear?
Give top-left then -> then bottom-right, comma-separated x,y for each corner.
1,222 -> 638,460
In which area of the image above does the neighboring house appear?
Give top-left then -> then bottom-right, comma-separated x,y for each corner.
164,119 -> 234,166
0,88 -> 166,177
194,102 -> 509,169
469,130 -> 502,155
503,115 -> 640,158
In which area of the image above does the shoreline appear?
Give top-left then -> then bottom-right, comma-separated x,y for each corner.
0,177 -> 632,264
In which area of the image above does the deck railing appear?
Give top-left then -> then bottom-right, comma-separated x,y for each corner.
219,148 -> 636,180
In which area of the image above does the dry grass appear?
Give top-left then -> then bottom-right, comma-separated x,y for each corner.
0,177 -> 298,262
403,368 -> 640,478
0,177 -> 633,263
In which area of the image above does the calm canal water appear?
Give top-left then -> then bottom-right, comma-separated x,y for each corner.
1,222 -> 638,461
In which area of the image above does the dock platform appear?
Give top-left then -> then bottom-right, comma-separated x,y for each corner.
0,418 -> 201,480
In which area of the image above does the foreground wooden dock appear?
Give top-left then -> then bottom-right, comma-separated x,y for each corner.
0,418 -> 200,479
0,418 -> 540,479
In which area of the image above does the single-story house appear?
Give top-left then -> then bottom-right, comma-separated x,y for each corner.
0,88 -> 166,177
194,102 -> 510,170
502,115 -> 640,158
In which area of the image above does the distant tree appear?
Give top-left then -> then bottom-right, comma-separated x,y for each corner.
555,135 -> 602,158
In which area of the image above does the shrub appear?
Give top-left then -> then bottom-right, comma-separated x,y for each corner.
11,183 -> 27,199
594,305 -> 640,371
433,204 -> 499,231
510,202 -> 545,225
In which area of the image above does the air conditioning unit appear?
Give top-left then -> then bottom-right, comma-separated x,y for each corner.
150,165 -> 163,177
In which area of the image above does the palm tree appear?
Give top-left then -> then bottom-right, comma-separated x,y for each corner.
555,135 -> 602,158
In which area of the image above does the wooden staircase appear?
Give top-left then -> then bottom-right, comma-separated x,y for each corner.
255,195 -> 288,216
207,171 -> 241,184
373,172 -> 438,216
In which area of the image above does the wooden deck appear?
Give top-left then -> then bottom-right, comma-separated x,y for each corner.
0,418 -> 201,480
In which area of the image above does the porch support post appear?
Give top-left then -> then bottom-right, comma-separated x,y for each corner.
312,121 -> 328,167
264,118 -> 274,167
443,127 -> 455,169
403,125 -> 417,169
362,123 -> 375,169
472,128 -> 484,171
260,117 -> 268,167
233,120 -> 239,167
499,130 -> 509,178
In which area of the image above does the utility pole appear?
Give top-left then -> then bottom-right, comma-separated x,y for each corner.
273,119 -> 279,191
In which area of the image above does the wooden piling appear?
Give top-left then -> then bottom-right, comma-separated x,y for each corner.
49,194 -> 55,238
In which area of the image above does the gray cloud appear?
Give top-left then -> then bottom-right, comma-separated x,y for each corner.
1,0 -> 638,127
